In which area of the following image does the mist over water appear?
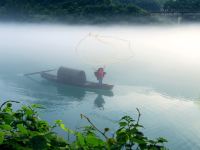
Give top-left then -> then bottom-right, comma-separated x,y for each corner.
0,23 -> 200,149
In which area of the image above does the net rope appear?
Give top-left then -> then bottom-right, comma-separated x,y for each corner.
75,33 -> 134,68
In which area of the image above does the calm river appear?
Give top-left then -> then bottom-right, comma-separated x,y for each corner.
0,23 -> 200,150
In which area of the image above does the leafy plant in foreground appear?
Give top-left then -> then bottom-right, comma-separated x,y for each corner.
0,100 -> 168,150
0,100 -> 68,150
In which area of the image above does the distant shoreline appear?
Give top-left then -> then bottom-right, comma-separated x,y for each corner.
0,14 -> 200,25
1,0 -> 200,24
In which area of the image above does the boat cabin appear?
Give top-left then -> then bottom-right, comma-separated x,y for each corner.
57,67 -> 86,85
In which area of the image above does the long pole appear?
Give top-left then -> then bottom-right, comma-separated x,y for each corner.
24,69 -> 56,76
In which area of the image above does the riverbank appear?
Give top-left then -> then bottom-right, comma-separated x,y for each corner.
1,14 -> 200,25
0,100 -> 168,150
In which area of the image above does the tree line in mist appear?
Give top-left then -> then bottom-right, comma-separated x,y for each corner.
0,0 -> 199,23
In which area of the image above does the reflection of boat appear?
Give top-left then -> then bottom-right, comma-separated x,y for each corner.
40,67 -> 114,91
56,84 -> 86,100
41,74 -> 114,97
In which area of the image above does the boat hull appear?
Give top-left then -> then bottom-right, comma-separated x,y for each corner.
40,72 -> 114,91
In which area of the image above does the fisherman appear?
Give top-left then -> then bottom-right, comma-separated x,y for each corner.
95,67 -> 106,86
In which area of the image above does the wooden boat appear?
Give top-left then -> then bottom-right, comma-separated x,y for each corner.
40,67 -> 114,91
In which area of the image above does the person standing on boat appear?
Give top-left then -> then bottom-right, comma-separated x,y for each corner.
95,67 -> 106,86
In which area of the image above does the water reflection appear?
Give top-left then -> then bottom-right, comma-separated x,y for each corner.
45,80 -> 114,98
94,94 -> 105,108
23,76 -> 114,109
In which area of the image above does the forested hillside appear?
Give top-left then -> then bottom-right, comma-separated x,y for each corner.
164,0 -> 200,12
0,0 -> 199,23
0,0 -> 146,22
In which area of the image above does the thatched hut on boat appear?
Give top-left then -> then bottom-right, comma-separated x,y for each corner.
57,67 -> 86,85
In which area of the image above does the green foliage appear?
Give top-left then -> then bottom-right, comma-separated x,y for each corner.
116,0 -> 161,12
0,0 -> 199,22
0,100 -> 168,150
0,101 -> 68,150
0,0 -> 149,22
164,0 -> 200,12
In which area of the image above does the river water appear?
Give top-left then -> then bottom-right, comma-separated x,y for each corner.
0,23 -> 200,149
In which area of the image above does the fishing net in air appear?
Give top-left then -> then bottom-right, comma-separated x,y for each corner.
76,33 -> 134,67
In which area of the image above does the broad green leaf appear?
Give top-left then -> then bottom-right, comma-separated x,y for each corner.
26,109 -> 33,116
0,131 -> 5,144
3,107 -> 12,113
131,138 -> 146,144
60,123 -> 74,134
107,138 -> 116,145
7,103 -> 12,107
116,131 -> 128,143
31,104 -> 45,109
55,120 -> 63,124
30,135 -> 47,150
0,124 -> 12,131
3,113 -> 14,124
130,128 -> 137,134
17,124 -> 28,134
85,134 -> 104,147
157,137 -> 168,143
29,131 -> 41,137
119,122 -> 127,127
60,124 -> 67,131
21,106 -> 33,116
77,133 -> 85,146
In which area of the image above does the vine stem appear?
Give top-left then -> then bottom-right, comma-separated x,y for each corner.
136,108 -> 141,125
81,114 -> 109,140
0,100 -> 20,110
